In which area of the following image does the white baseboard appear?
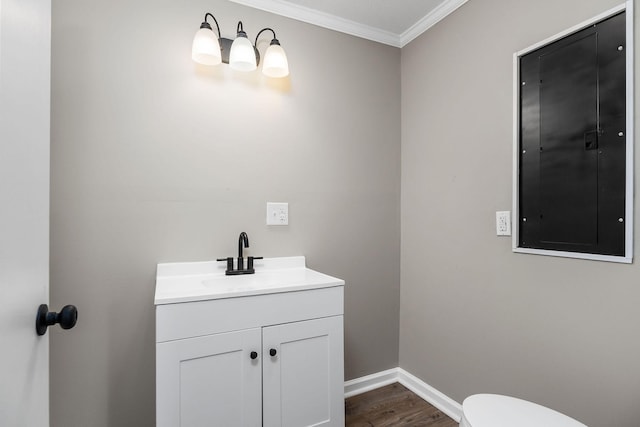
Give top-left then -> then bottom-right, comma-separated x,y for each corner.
396,368 -> 462,422
344,367 -> 463,423
344,368 -> 399,398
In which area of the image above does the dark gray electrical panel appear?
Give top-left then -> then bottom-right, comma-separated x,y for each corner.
518,11 -> 626,256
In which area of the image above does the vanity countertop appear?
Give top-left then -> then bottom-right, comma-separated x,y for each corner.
155,256 -> 344,305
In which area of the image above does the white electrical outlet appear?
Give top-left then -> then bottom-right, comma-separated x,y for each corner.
496,211 -> 511,236
267,202 -> 289,225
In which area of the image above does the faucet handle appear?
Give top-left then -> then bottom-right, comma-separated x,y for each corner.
247,256 -> 263,270
216,257 -> 234,272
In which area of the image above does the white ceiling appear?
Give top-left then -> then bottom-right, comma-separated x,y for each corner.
227,0 -> 468,47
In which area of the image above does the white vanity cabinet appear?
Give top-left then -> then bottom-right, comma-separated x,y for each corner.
155,257 -> 345,427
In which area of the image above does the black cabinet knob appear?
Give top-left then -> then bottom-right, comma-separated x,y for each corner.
250,351 -> 258,360
269,348 -> 277,357
36,304 -> 78,336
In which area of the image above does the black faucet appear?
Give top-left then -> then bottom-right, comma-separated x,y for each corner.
217,232 -> 262,275
237,232 -> 249,270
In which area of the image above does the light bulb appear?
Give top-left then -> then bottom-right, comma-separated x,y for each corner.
229,35 -> 257,72
192,27 -> 221,66
262,42 -> 289,78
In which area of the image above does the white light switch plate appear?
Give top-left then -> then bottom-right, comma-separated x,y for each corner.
496,211 -> 511,236
267,202 -> 288,225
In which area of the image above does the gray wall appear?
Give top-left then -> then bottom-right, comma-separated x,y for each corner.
400,1 -> 639,427
50,0 -> 400,425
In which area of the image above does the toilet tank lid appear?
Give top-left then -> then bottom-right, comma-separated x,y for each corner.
462,394 -> 588,427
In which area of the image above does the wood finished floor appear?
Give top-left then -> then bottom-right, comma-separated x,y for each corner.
345,383 -> 458,427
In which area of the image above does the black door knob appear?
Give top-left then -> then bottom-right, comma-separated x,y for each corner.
269,348 -> 277,357
250,351 -> 258,360
36,304 -> 78,336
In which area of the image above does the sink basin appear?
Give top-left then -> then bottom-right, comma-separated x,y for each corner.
155,256 -> 344,305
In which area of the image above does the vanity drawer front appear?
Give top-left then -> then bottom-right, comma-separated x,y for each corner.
156,286 -> 344,343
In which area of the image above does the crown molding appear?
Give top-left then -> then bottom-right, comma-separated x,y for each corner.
399,0 -> 468,47
227,0 -> 401,47
227,0 -> 468,48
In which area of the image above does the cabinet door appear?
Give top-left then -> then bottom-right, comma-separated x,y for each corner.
157,328 -> 261,427
263,316 -> 344,427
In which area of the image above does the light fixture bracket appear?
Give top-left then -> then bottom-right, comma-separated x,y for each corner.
219,37 -> 260,66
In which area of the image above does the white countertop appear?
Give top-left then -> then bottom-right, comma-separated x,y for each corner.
154,256 -> 344,305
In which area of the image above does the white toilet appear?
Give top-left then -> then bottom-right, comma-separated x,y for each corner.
460,394 -> 588,427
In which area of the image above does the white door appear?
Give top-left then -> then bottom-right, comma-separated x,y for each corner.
0,0 -> 51,425
262,316 -> 345,427
156,328 -> 262,427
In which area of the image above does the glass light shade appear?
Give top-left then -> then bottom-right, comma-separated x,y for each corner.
262,43 -> 289,78
229,36 -> 257,71
192,28 -> 222,65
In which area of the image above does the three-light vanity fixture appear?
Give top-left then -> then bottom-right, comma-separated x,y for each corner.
192,13 -> 289,78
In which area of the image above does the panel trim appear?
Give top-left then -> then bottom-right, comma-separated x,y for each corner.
513,247 -> 632,264
624,0 -> 634,261
344,367 -> 463,422
512,2 -> 634,263
514,3 -> 626,57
